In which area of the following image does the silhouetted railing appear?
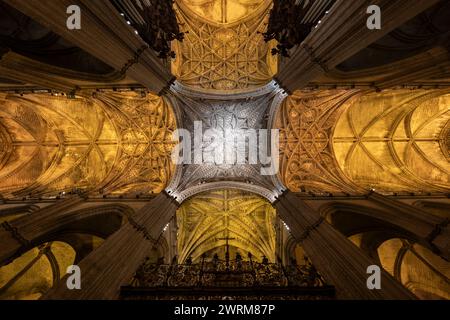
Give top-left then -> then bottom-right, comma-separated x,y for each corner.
121,254 -> 334,300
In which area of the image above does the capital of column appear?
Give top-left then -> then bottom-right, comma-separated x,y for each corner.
296,216 -> 325,242
118,45 -> 150,77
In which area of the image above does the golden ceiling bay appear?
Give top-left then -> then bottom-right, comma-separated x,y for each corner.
333,89 -> 450,192
172,0 -> 277,91
176,189 -> 276,263
0,92 -> 177,197
178,0 -> 269,24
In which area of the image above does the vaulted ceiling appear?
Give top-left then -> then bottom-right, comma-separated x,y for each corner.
0,92 -> 176,198
0,0 -> 449,300
275,89 -> 450,194
0,0 -> 449,198
176,189 -> 276,263
333,89 -> 450,192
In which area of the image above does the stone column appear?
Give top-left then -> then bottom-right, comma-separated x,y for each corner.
42,191 -> 179,300
5,0 -> 174,95
367,192 -> 450,261
0,195 -> 86,265
0,50 -> 78,93
274,191 -> 416,299
275,0 -> 440,93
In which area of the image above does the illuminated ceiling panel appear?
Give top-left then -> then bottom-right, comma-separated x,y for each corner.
0,92 -> 177,198
333,90 -> 450,193
178,0 -> 268,24
274,90 -> 361,193
176,189 -> 276,263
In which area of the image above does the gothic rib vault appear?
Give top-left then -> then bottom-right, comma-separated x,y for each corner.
176,189 -> 276,263
0,92 -> 177,198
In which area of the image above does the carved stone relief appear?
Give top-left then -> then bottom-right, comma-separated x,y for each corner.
172,0 -> 277,91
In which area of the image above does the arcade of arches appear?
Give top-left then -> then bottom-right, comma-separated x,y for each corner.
0,0 -> 449,300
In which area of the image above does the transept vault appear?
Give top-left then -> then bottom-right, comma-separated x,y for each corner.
0,92 -> 177,197
0,0 -> 449,301
172,0 -> 277,90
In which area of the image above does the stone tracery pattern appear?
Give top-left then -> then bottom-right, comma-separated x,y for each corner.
333,90 -> 450,193
93,93 -> 177,195
176,189 -> 276,263
0,122 -> 13,172
275,90 -> 362,193
172,0 -> 276,91
0,92 -> 177,198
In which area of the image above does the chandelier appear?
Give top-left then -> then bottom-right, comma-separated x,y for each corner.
262,0 -> 334,57
112,0 -> 184,59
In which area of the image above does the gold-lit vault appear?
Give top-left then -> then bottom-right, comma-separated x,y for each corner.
0,241 -> 75,300
275,90 -> 362,194
172,0 -> 277,91
176,189 -> 276,263
370,238 -> 450,300
333,89 -> 450,193
177,0 -> 268,24
0,92 -> 177,197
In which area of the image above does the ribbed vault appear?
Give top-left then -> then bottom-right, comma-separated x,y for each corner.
176,189 -> 276,263
0,121 -> 13,171
333,89 -> 450,193
0,92 -> 177,197
274,90 -> 361,193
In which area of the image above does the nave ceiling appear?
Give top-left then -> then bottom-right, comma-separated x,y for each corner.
172,0 -> 277,91
0,88 -> 449,199
276,89 -> 450,194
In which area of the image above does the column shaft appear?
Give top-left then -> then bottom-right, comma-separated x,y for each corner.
0,195 -> 85,265
274,191 -> 416,299
275,0 -> 440,93
43,191 -> 179,299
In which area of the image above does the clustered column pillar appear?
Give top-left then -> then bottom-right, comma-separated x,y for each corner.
43,191 -> 179,300
5,0 -> 174,94
274,191 -> 416,299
